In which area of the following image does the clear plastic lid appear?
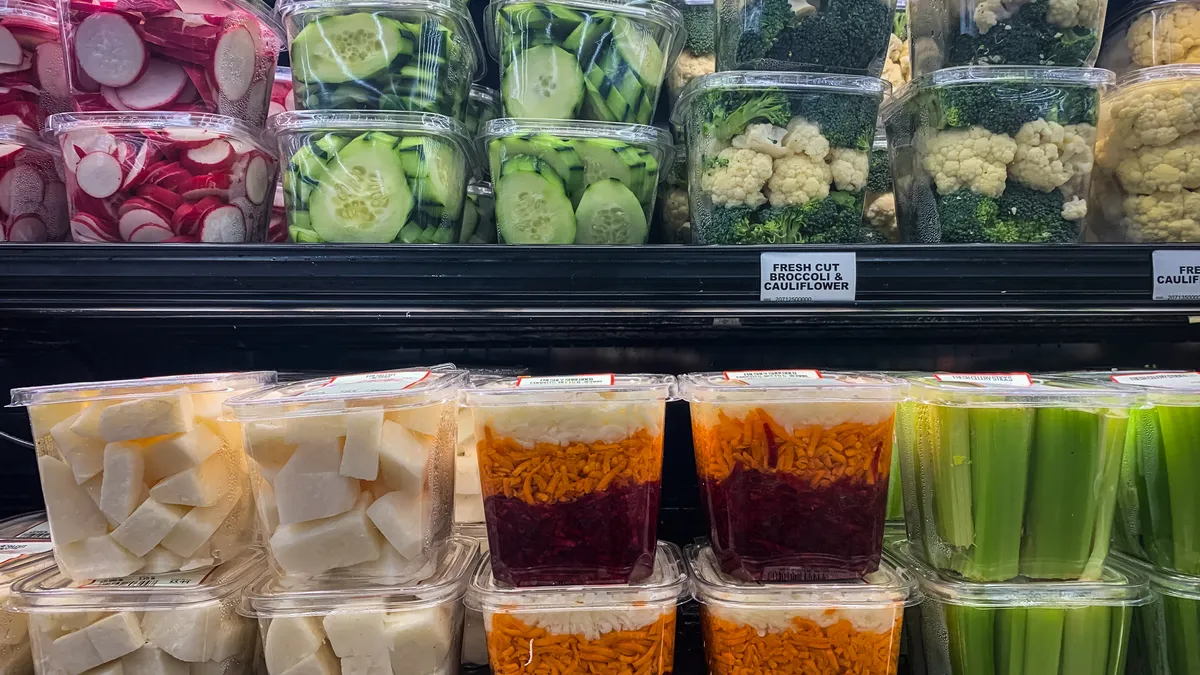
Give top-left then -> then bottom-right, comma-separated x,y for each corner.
274,65 -> 292,83
224,367 -> 467,420
483,0 -> 683,64
268,111 -> 478,166
906,372 -> 1139,408
1063,370 -> 1200,404
241,537 -> 477,616
1108,63 -> 1200,96
467,180 -> 492,199
9,371 -> 277,407
0,512 -> 48,540
0,553 -> 54,592
672,71 -> 890,127
481,118 -> 674,169
1109,552 -> 1200,602
44,112 -> 274,156
461,373 -> 677,407
1107,0 -> 1193,31
0,1 -> 56,25
680,370 -> 907,404
0,123 -> 59,156
466,541 -> 687,612
909,66 -> 1115,92
469,85 -> 499,107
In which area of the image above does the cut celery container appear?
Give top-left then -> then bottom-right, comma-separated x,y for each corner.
1114,551 -> 1200,675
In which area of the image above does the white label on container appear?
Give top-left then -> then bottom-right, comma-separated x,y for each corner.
934,373 -> 1034,386
13,521 -> 50,541
1111,371 -> 1200,387
1153,250 -> 1200,300
0,542 -> 53,564
760,252 -> 856,302
82,568 -> 213,588
514,374 -> 615,388
724,370 -> 822,384
296,370 -> 431,398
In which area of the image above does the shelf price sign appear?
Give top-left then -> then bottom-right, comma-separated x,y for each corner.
1152,250 -> 1200,300
759,252 -> 856,302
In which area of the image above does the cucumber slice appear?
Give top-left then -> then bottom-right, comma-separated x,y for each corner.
582,77 -> 617,121
636,149 -> 659,203
308,134 -> 414,243
291,13 -> 410,85
570,140 -> 634,187
592,48 -> 644,110
490,136 -> 585,198
503,45 -> 584,119
312,134 -> 349,161
499,3 -> 586,41
501,153 -> 566,192
290,226 -> 324,243
405,138 -> 465,215
291,211 -> 312,231
459,198 -> 479,243
583,67 -> 630,121
574,178 -> 647,244
611,17 -> 664,88
563,15 -> 613,70
634,91 -> 653,124
496,171 -> 576,244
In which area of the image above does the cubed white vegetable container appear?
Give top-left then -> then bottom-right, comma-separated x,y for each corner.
223,367 -> 466,581
9,550 -> 265,675
0,553 -> 56,675
240,535 -> 478,675
0,124 -> 69,243
1099,1 -> 1200,75
10,371 -> 277,581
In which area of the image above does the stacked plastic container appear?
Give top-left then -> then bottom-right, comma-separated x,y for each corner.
0,511 -> 54,675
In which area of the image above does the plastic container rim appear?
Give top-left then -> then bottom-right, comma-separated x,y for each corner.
0,1 -> 57,24
679,370 -> 908,404
461,372 -> 678,406
0,552 -> 55,592
9,370 -> 277,407
1109,63 -> 1200,93
274,65 -> 292,81
671,71 -> 891,128
43,112 -> 275,157
481,118 -> 675,170
223,367 -> 468,420
1109,551 -> 1200,601
267,110 -> 479,166
467,179 -> 493,198
906,373 -> 1140,407
482,0 -> 684,65
0,510 -> 48,539
0,123 -> 60,157
470,84 -> 500,106
1106,0 -> 1192,30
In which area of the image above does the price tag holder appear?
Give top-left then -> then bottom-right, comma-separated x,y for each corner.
1152,250 -> 1200,300
759,252 -> 856,303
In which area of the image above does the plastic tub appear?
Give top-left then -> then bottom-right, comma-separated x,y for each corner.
463,85 -> 499,138
864,129 -> 898,243
461,373 -> 675,586
688,542 -> 916,675
0,553 -> 54,675
482,119 -> 673,245
672,71 -> 890,245
466,540 -> 687,675
898,373 -> 1136,582
667,0 -> 715,101
223,367 -> 466,580
268,66 -> 293,118
657,146 -> 690,244
278,0 -> 483,118
11,550 -> 265,675
59,0 -> 283,124
0,2 -> 70,130
241,536 -> 477,675
883,0 -> 911,90
460,180 -> 495,244
455,523 -> 488,669
485,0 -> 683,123
1116,552 -> 1200,675
714,0 -> 895,75
884,67 -> 1114,243
1100,1 -> 1200,75
680,370 -> 906,581
0,125 -> 69,243
9,371 -> 276,581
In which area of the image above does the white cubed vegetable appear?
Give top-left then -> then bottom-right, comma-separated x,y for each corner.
283,415 -> 345,445
340,409 -> 384,480
121,646 -> 187,675
321,613 -> 386,658
159,482 -> 240,558
256,478 -> 280,533
81,474 -> 105,510
188,662 -> 226,675
140,547 -> 185,574
348,537 -> 427,578
143,426 -> 221,484
377,422 -> 429,494
100,442 -> 146,524
110,499 -> 188,556
69,403 -> 113,439
385,609 -> 451,675
366,491 -> 424,560
454,494 -> 485,524
149,453 -> 227,507
56,536 -> 144,579
51,414 -> 105,484
387,404 -> 444,436
454,457 -> 480,495
188,392 -> 225,420
99,395 -> 194,443
87,612 -> 146,662
341,653 -> 393,675
278,646 -> 337,675
39,455 -> 108,545
206,616 -> 253,663
269,500 -> 381,575
245,423 -> 294,478
81,661 -> 124,675
29,402 -> 85,438
275,441 -> 358,525
263,617 -> 324,675
50,625 -> 104,675
142,605 -> 220,663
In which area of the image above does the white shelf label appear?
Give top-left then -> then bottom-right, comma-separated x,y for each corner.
297,370 -> 431,398
724,369 -> 822,384
83,567 -> 213,588
760,252 -> 856,302
514,374 -> 615,388
14,521 -> 50,541
1112,371 -> 1200,387
934,372 -> 1034,386
1152,250 -> 1200,300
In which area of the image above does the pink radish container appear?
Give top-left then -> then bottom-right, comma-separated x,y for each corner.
58,0 -> 284,125
268,65 -> 293,119
46,111 -> 279,243
0,124 -> 69,242
0,2 -> 71,130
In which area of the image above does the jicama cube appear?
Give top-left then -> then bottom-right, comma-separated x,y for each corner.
264,617 -> 324,675
55,536 -> 144,580
143,426 -> 221,484
367,492 -> 424,560
321,613 -> 387,658
377,423 -> 429,494
269,500 -> 382,575
50,414 -> 105,484
341,410 -> 384,481
99,442 -> 146,523
142,604 -> 221,662
149,453 -> 229,507
278,645 -> 337,675
384,609 -> 452,675
274,441 -> 360,525
110,499 -> 188,556
39,456 -> 108,545
121,645 -> 188,675
98,395 -> 195,443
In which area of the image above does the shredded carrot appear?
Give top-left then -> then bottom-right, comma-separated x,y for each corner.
692,408 -> 894,489
486,612 -> 676,675
702,610 -> 902,675
477,426 -> 663,506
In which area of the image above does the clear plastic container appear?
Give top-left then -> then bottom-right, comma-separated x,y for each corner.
485,0 -> 683,123
269,111 -> 474,244
0,2 -> 70,130
461,373 -> 676,586
714,0 -> 896,75
10,550 -> 265,675
59,0 -> 283,124
482,119 -> 674,245
454,523 -> 488,669
898,373 -> 1137,582
0,124 -> 69,243
268,66 -> 293,119
1115,551 -> 1200,675
453,370 -> 524,526
223,367 -> 466,580
460,180 -> 495,244
45,111 -> 279,244
657,146 -> 690,244
884,67 -> 1114,243
0,512 -> 49,541
466,540 -> 687,675
0,553 -> 55,675
240,536 -> 478,675
680,370 -> 907,581
864,128 -> 898,243
1099,1 -> 1200,75
687,542 -> 917,675
667,0 -> 715,101
9,371 -> 277,581
672,71 -> 890,245
278,0 -> 483,118
463,85 -> 499,138
883,0 -> 911,90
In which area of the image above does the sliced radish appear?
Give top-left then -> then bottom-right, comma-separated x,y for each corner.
267,100 -> 283,117
244,154 -> 268,205
73,62 -> 101,93
141,16 -> 217,50
284,91 -> 295,111
180,62 -> 215,108
35,42 -> 69,99
117,196 -> 171,220
174,79 -> 198,104
63,128 -> 117,174
115,59 -> 186,110
179,172 -> 230,200
144,160 -> 190,189
75,12 -> 147,88
6,213 -> 47,241
135,183 -> 183,211
70,211 -> 118,242
6,164 -> 45,217
0,143 -> 20,166
75,151 -> 123,198
198,203 -> 243,242
161,127 -> 217,148
118,206 -> 170,240
121,141 -> 154,188
181,139 -> 232,173
175,194 -> 220,235
211,24 -> 254,101
0,53 -> 31,75
0,26 -> 21,66
100,85 -> 132,110
272,182 -> 284,210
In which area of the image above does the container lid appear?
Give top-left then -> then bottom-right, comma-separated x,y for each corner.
1109,552 -> 1200,601
224,366 -> 467,420
10,371 -> 277,407
679,370 -> 907,404
0,2 -> 56,25
1108,63 -> 1200,95
469,84 -> 499,107
268,111 -> 479,166
481,118 -> 674,169
907,372 -> 1138,407
687,543 -> 920,608
466,541 -> 688,611
1107,0 -> 1192,31
241,537 -> 478,616
9,550 -> 265,612
44,112 -> 274,156
467,180 -> 492,198
275,65 -> 292,82
0,511 -> 49,540
483,0 -> 683,65
461,373 -> 677,407
0,123 -> 59,156
0,553 -> 54,593
1064,370 -> 1200,403
910,65 -> 1116,92
672,71 -> 890,127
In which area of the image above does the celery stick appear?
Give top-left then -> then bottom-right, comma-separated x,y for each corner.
1105,605 -> 1132,675
1156,405 -> 1200,575
1060,606 -> 1113,675
908,403 -> 947,567
946,605 -> 995,675
1134,408 -> 1175,567
1114,416 -> 1149,560
1081,411 -> 1129,580
994,608 -> 1026,675
1165,594 -> 1200,674
1021,609 -> 1065,675
932,405 -> 974,551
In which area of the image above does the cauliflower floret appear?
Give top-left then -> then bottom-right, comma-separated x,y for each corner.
732,124 -> 791,158
669,50 -> 716,97
882,34 -> 911,90
1009,120 -> 1095,192
1115,129 -> 1200,195
864,192 -> 898,241
765,154 -> 831,207
974,0 -> 1032,33
662,187 -> 690,230
702,147 -> 773,207
1109,80 -> 1200,151
1047,0 -> 1100,29
1061,196 -> 1087,221
1123,189 -> 1200,242
1127,5 -> 1200,68
782,117 -> 830,159
829,148 -> 870,192
917,125 -> 1017,197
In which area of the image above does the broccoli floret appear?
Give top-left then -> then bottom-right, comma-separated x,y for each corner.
789,92 -> 879,150
680,2 -> 715,54
708,195 -> 869,244
730,0 -> 794,64
767,0 -> 892,73
991,183 -> 1079,242
949,0 -> 1097,68
700,90 -> 792,142
937,189 -> 1000,242
708,205 -> 759,244
867,148 -> 892,193
927,83 -> 1101,136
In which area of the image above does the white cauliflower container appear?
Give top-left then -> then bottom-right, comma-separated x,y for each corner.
884,66 -> 1113,243
454,523 -> 488,669
240,535 -> 478,675
9,372 -> 277,581
0,552 -> 56,675
10,550 -> 265,675
223,367 -> 465,581
1100,1 -> 1200,75
865,128 -> 899,242
672,71 -> 889,245
658,147 -> 692,243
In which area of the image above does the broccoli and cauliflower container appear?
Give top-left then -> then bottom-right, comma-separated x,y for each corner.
885,66 -> 1112,243
865,129 -> 898,242
673,71 -> 890,245
1100,1 -> 1200,74
667,0 -> 715,101
1118,552 -> 1200,675
658,147 -> 691,243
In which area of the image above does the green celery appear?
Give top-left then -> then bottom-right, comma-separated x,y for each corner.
994,608 -> 1026,675
1021,608 -> 1065,675
932,405 -> 975,552
1165,594 -> 1200,674
1060,606 -> 1112,675
1114,415 -> 1152,562
886,434 -> 904,521
1106,606 -> 1132,675
1156,405 -> 1200,574
1081,411 -> 1129,580
946,605 -> 996,675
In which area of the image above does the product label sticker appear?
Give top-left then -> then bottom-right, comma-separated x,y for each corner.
0,541 -> 54,564
1152,250 -> 1200,300
760,252 -> 856,302
514,374 -> 616,388
14,521 -> 50,541
934,372 -> 1034,386
724,370 -> 822,384
296,370 -> 431,398
82,567 -> 214,588
1111,371 -> 1200,387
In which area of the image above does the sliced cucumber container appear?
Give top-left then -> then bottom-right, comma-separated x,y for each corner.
482,118 -> 673,244
278,0 -> 484,119
484,0 -> 684,123
462,180 -> 497,243
269,111 -> 475,244
465,86 -> 502,139
1114,552 -> 1200,675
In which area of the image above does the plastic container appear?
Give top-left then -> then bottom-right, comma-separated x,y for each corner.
13,552 -> 263,675
884,67 -> 1114,243
714,0 -> 895,75
9,371 -> 276,581
482,119 -> 673,245
0,124 -> 69,243
864,128 -> 898,243
466,540 -> 687,675
44,111 -> 279,244
0,2 -> 70,130
672,71 -> 890,245
688,542 -> 916,675
268,66 -> 294,118
460,180 -> 495,244
270,111 -> 474,244
680,370 -> 906,581
0,553 -> 55,675
278,0 -> 483,119
657,146 -> 690,243
485,0 -> 683,123
59,0 -> 283,124
223,367 -> 466,580
461,373 -> 675,586
241,536 -> 477,675
463,85 -> 499,138
898,372 -> 1136,583
1099,1 -> 1200,75
883,0 -> 911,90
1116,552 -> 1200,675
667,0 -> 715,101
455,523 -> 488,670
0,512 -> 50,541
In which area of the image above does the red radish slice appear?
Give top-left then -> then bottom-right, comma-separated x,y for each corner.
35,42 -> 69,98
117,196 -> 171,221
211,24 -> 254,101
179,172 -> 230,200
179,62 -> 215,108
284,91 -> 295,111
0,114 -> 25,128
64,128 -> 118,173
118,207 -> 171,241
162,127 -> 217,148
144,160 -> 190,189
0,54 -> 31,75
244,154 -> 268,205
6,165 -> 45,217
136,183 -> 183,211
7,213 -> 47,241
121,142 -> 153,188
174,80 -> 198,104
70,211 -> 118,242
116,59 -> 186,110
75,12 -> 148,88
114,141 -> 135,164
76,151 -> 123,198
114,0 -> 180,15
174,194 -> 219,235
0,143 -> 20,166
267,100 -> 283,117
0,26 -> 21,66
181,139 -> 232,173
100,86 -> 131,110
198,203 -> 243,242
74,61 -> 101,93
272,183 -> 284,210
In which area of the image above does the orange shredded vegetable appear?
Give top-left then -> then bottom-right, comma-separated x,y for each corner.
702,610 -> 901,675
477,426 -> 663,506
486,611 -> 677,675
